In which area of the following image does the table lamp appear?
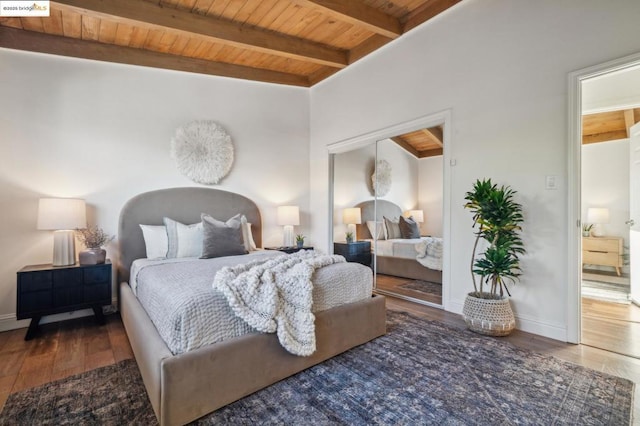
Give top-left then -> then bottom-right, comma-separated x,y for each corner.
587,207 -> 610,237
343,207 -> 362,241
277,205 -> 299,247
37,198 -> 87,266
407,210 -> 424,223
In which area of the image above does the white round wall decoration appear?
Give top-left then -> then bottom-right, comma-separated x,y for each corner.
170,120 -> 234,185
371,159 -> 392,197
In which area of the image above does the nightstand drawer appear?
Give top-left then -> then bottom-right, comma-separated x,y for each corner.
583,238 -> 619,252
53,287 -> 83,308
53,269 -> 83,288
19,271 -> 52,293
85,284 -> 110,303
583,250 -> 619,267
84,266 -> 110,284
19,291 -> 52,316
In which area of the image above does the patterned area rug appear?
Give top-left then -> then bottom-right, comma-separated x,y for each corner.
397,279 -> 442,296
0,311 -> 633,425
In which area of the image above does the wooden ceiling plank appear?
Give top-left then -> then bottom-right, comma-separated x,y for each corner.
0,26 -> 310,87
308,66 -> 340,85
0,18 -> 24,30
80,15 -> 100,41
583,130 -> 629,145
391,136 -> 421,158
51,0 -> 348,68
61,11 -> 82,38
419,148 -> 444,158
113,23 -> 135,46
421,127 -> 443,147
403,0 -> 462,32
20,17 -> 44,33
624,109 -> 635,138
294,0 -> 402,39
42,9 -> 64,35
348,34 -> 391,63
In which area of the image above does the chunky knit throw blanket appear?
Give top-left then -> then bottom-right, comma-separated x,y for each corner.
213,250 -> 346,356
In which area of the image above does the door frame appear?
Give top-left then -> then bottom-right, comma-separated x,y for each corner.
567,51 -> 640,343
327,110 -> 453,311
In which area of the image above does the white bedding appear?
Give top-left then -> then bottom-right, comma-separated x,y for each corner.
374,237 -> 443,271
131,251 -> 373,354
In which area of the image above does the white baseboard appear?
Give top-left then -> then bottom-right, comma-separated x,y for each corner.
448,299 -> 567,342
0,297 -> 118,333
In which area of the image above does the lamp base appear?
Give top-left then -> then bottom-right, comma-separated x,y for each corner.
283,225 -> 294,247
347,223 -> 357,242
592,224 -> 605,237
52,230 -> 76,266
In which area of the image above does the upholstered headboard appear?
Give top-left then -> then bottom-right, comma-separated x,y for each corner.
118,187 -> 262,284
354,199 -> 403,239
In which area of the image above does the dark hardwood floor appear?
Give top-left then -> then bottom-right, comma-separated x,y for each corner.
0,297 -> 638,420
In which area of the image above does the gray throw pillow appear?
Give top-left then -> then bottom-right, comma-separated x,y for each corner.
200,213 -> 248,259
383,216 -> 402,239
399,216 -> 421,239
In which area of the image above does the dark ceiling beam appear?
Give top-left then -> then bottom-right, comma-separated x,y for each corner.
0,27 -> 310,87
294,0 -> 402,39
51,0 -> 348,68
391,137 -> 421,158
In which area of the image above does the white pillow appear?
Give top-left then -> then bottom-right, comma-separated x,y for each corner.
366,220 -> 386,240
139,225 -> 168,259
241,215 -> 258,251
164,217 -> 203,258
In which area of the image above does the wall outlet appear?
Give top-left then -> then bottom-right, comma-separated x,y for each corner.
545,175 -> 558,190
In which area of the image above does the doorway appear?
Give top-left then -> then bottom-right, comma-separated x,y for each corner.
569,52 -> 640,357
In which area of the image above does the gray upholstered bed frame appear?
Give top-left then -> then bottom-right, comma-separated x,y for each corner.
118,187 -> 386,426
355,199 -> 443,283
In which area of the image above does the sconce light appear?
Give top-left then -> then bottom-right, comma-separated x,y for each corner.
277,206 -> 299,247
37,198 -> 86,266
343,208 -> 362,241
587,207 -> 610,237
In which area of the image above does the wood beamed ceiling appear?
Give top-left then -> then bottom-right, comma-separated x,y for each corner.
582,108 -> 640,144
392,126 -> 443,158
0,0 -> 464,87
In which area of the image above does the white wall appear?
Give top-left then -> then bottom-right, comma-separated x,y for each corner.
309,0 -> 640,341
582,139 -> 630,253
0,49 -> 309,330
418,156 -> 444,237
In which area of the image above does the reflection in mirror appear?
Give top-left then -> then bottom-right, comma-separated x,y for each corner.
371,126 -> 444,307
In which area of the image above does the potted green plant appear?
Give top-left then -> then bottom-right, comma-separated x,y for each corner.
345,231 -> 354,244
463,178 -> 525,336
76,226 -> 113,265
582,223 -> 593,237
295,234 -> 305,248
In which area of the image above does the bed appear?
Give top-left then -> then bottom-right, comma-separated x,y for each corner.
355,199 -> 443,284
118,187 -> 386,426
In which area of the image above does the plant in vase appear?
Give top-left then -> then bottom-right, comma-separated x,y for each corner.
582,223 -> 593,237
345,232 -> 354,244
295,234 -> 305,248
76,226 -> 113,265
463,178 -> 525,336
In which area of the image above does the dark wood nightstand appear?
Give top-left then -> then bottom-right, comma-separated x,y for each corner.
17,261 -> 112,340
265,246 -> 314,254
334,241 -> 372,266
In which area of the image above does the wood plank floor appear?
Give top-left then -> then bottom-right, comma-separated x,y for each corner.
376,274 -> 442,305
0,299 -> 639,421
582,297 -> 640,358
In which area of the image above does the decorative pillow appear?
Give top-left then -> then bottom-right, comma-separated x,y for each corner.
164,217 -> 203,258
139,225 -> 168,259
383,216 -> 402,240
399,216 -> 421,239
200,213 -> 248,259
366,220 -> 386,240
241,215 -> 258,251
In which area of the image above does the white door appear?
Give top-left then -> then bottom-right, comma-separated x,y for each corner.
629,122 -> 640,304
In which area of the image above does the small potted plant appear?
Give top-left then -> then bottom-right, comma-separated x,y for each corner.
295,234 -> 305,248
463,178 -> 525,336
76,226 -> 113,265
345,231 -> 354,244
582,223 -> 593,237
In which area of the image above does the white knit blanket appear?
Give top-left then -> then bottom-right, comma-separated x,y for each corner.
213,250 -> 346,356
415,237 -> 443,271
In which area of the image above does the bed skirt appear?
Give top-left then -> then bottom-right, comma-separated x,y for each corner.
376,255 -> 442,283
120,282 -> 386,426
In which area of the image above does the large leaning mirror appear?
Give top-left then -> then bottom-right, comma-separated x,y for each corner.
330,124 -> 445,308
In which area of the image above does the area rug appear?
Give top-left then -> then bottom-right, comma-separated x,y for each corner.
397,279 -> 442,296
582,279 -> 631,304
0,311 -> 633,425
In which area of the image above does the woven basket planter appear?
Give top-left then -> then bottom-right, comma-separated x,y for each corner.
462,292 -> 515,337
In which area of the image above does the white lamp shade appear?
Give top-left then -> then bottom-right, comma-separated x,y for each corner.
37,198 -> 86,230
343,208 -> 362,225
277,206 -> 300,226
408,210 -> 424,223
587,207 -> 610,224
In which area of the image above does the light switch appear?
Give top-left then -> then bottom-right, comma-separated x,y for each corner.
545,175 -> 558,190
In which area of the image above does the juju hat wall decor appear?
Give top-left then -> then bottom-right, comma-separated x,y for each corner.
171,120 -> 234,185
371,159 -> 392,196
